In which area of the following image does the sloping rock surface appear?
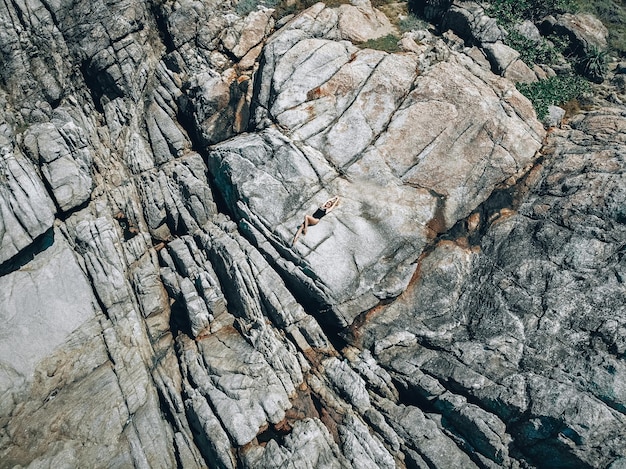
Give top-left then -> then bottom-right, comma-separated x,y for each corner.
0,1 -> 624,468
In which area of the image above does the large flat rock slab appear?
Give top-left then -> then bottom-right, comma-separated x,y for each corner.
207,4 -> 544,326
0,229 -> 99,394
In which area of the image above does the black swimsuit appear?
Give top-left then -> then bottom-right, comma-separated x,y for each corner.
312,208 -> 327,219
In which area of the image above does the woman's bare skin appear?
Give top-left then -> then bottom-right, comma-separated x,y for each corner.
292,196 -> 340,245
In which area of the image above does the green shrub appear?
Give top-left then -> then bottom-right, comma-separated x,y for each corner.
576,45 -> 608,83
516,75 -> 591,119
358,34 -> 401,52
504,31 -> 567,66
486,0 -> 573,24
236,0 -> 279,16
272,0 -> 350,18
399,13 -> 428,33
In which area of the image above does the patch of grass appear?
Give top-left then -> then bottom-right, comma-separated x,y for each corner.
271,0 -> 350,18
371,0 -> 398,6
358,34 -> 401,52
236,0 -> 280,16
398,13 -> 428,33
486,0 -> 574,24
516,74 -> 591,119
487,0 -> 625,57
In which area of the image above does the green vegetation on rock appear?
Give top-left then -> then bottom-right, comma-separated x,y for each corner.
486,0 -> 573,24
398,13 -> 428,33
358,34 -> 402,52
516,75 -> 591,119
504,31 -> 568,67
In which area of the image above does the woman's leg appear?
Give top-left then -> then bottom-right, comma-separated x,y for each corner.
302,215 -> 319,235
292,215 -> 320,245
292,223 -> 304,245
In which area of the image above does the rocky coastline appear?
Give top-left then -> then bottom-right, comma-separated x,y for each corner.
0,0 -> 625,467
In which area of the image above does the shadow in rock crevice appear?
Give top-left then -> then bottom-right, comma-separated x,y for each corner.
0,227 -> 55,277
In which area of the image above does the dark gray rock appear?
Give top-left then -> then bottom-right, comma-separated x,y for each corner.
442,1 -> 505,44
357,108 -> 626,467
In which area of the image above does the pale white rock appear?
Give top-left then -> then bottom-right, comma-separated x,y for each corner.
208,130 -> 437,325
435,391 -> 512,465
214,15 -> 544,327
124,132 -> 155,173
514,20 -> 542,42
377,398 -> 479,468
336,0 -> 395,43
129,248 -> 169,319
0,139 -> 56,264
339,413 -> 395,469
482,41 -> 520,75
179,276 -> 212,337
503,59 -> 538,83
182,330 -> 294,446
241,418 -> 348,468
185,388 -> 236,469
344,348 -> 398,401
145,102 -> 187,162
22,114 -> 94,212
553,12 -> 609,51
0,229 -> 98,397
323,357 -> 371,413
442,1 -> 505,44
221,8 -> 274,59
544,104 -> 566,128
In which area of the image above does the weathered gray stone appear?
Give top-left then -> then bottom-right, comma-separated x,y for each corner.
22,112 -> 94,212
339,413 -> 395,469
336,0 -> 395,43
357,108 -> 626,467
211,19 -> 543,328
543,104 -> 566,127
0,139 -> 56,264
514,20 -> 542,42
503,58 -> 538,83
323,357 -> 371,413
482,41 -> 520,75
181,330 -> 296,446
1,0 -> 624,467
0,229 -> 98,404
434,391 -> 511,465
377,397 -> 479,468
220,8 -> 274,59
179,68 -> 251,146
185,388 -> 236,469
442,1 -> 505,44
548,12 -> 609,53
241,418 -> 348,469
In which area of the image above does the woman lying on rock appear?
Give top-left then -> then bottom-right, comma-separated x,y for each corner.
292,196 -> 340,245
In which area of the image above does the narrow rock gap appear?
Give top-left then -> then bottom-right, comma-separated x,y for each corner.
147,1 -> 176,54
0,227 -> 55,276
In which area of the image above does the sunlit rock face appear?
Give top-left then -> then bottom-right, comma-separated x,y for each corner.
208,2 -> 543,326
1,0 -> 625,468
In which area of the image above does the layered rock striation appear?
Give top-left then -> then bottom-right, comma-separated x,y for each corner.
0,1 -> 624,468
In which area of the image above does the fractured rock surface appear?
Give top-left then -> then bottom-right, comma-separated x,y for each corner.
0,0 -> 624,468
